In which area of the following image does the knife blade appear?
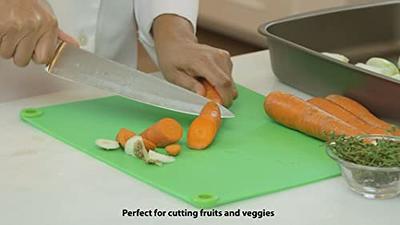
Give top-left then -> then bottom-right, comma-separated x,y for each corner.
46,42 -> 234,118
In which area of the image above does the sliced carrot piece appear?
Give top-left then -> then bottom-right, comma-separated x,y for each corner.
187,116 -> 218,150
200,101 -> 222,128
116,128 -> 135,147
142,138 -> 157,151
165,144 -> 182,156
187,101 -> 222,150
141,118 -> 183,147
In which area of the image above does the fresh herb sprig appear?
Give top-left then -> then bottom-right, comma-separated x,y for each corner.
328,135 -> 400,168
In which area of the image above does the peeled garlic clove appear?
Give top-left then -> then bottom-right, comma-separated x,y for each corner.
366,57 -> 399,76
148,151 -> 175,164
96,139 -> 120,150
322,52 -> 349,63
355,63 -> 387,75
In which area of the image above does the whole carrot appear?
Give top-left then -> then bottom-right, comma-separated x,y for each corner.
187,102 -> 221,150
264,92 -> 364,141
307,97 -> 387,135
326,95 -> 396,132
141,118 -> 183,147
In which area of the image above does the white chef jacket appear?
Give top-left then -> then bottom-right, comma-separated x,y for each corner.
0,0 -> 198,102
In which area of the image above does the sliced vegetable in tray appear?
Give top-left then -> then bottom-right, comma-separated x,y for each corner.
321,52 -> 400,80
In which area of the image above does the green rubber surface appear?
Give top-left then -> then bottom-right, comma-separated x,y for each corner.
21,86 -> 340,208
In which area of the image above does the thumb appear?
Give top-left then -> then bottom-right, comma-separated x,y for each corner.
168,71 -> 205,96
58,29 -> 80,47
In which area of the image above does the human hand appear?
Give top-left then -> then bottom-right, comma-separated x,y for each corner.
153,14 -> 237,107
0,0 -> 78,67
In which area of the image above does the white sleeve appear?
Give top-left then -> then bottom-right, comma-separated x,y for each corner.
134,0 -> 199,65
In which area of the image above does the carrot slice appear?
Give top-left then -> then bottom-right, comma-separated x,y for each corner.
116,128 -> 135,147
199,78 -> 223,104
142,138 -> 157,150
200,101 -> 222,128
116,128 -> 156,150
326,95 -> 396,131
264,92 -> 364,141
165,144 -> 182,156
141,118 -> 183,147
187,101 -> 222,150
308,97 -> 387,135
187,116 -> 218,150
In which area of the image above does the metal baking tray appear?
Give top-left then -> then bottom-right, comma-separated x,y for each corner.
259,1 -> 400,122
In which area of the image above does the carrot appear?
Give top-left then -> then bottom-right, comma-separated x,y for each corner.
326,95 -> 396,132
200,101 -> 222,128
307,97 -> 387,135
116,128 -> 135,147
199,78 -> 223,104
264,92 -> 364,141
187,116 -> 218,150
187,102 -> 221,150
165,144 -> 181,156
141,118 -> 183,147
142,138 -> 157,151
116,128 -> 156,150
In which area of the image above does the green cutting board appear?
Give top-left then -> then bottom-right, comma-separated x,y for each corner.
21,86 -> 340,208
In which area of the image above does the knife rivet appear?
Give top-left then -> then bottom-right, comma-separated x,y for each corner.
20,108 -> 43,118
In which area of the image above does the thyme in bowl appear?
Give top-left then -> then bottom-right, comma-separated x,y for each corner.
328,135 -> 400,168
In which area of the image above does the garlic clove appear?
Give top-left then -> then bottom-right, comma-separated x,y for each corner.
124,136 -> 147,157
95,139 -> 120,150
124,136 -> 175,166
148,150 -> 175,164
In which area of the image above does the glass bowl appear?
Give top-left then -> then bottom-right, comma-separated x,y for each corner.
326,135 -> 400,199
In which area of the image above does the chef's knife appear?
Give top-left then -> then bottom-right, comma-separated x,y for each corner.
46,42 -> 234,118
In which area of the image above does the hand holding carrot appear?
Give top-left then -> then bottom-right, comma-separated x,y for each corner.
152,14 -> 238,107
